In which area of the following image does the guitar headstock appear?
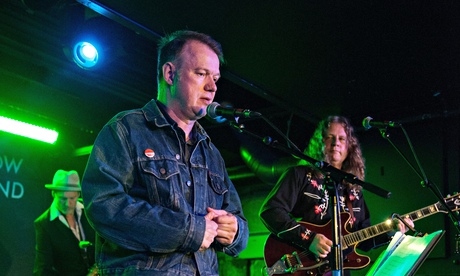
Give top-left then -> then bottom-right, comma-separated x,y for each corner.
440,192 -> 460,213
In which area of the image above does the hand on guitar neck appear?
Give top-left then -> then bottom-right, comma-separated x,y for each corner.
392,215 -> 415,235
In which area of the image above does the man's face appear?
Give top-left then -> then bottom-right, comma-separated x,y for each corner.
53,191 -> 80,215
323,122 -> 349,169
170,40 -> 221,120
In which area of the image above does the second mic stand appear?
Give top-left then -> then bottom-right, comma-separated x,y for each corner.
379,127 -> 460,234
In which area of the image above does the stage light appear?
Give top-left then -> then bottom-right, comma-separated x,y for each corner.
73,41 -> 99,69
0,116 -> 59,144
65,16 -> 125,70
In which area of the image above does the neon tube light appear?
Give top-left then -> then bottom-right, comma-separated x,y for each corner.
0,116 -> 59,144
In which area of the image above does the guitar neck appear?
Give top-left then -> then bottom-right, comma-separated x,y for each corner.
343,201 -> 442,247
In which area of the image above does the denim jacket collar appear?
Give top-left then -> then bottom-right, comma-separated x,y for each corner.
144,100 -> 212,148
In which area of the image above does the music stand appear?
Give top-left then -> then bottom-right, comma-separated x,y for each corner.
365,230 -> 445,276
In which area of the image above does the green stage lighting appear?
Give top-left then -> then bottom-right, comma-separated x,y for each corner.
0,116 -> 59,144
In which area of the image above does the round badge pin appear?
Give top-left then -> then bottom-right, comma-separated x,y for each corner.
144,148 -> 155,158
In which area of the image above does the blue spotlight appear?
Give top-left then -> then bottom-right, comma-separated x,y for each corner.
73,41 -> 99,69
65,16 -> 125,70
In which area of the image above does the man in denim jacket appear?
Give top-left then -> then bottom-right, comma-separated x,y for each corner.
81,30 -> 248,275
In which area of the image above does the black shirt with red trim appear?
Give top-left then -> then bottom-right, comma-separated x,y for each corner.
260,165 -> 390,252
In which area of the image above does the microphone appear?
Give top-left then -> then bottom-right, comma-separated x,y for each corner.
362,116 -> 400,130
206,102 -> 261,119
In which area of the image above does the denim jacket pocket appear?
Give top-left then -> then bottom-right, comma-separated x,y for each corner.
207,171 -> 228,208
140,158 -> 180,208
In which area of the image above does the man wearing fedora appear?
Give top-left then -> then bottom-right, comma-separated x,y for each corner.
33,170 -> 96,276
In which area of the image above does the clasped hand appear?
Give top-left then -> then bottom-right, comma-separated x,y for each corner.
200,207 -> 238,251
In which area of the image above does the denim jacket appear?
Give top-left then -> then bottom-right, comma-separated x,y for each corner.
82,100 -> 248,275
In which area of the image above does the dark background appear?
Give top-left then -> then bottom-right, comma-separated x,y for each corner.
1,0 -> 459,275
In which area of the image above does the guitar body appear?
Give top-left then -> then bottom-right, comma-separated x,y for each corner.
262,193 -> 460,275
263,213 -> 370,276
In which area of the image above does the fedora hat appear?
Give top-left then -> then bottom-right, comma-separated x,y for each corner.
45,170 -> 81,191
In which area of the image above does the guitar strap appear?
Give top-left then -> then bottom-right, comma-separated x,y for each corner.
346,196 -> 355,226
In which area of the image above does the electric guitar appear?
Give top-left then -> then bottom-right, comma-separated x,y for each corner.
263,193 -> 460,276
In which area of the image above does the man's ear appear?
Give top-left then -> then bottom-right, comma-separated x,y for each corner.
162,62 -> 175,85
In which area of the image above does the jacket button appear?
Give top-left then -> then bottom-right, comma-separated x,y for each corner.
160,168 -> 166,174
175,154 -> 180,160
186,180 -> 192,187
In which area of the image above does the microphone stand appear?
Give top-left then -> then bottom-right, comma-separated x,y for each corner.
329,178 -> 344,276
379,125 -> 460,265
228,120 -> 391,275
379,126 -> 460,233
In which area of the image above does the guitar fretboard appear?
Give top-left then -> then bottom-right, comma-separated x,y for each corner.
343,202 -> 441,247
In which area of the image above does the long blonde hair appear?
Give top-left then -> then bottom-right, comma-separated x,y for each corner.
302,116 -> 365,181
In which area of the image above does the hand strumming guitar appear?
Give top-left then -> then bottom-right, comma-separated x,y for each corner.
309,233 -> 333,258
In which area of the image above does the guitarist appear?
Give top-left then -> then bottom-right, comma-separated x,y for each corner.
259,115 -> 413,275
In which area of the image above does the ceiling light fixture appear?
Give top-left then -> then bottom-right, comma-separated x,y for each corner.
64,16 -> 125,70
73,41 -> 99,69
